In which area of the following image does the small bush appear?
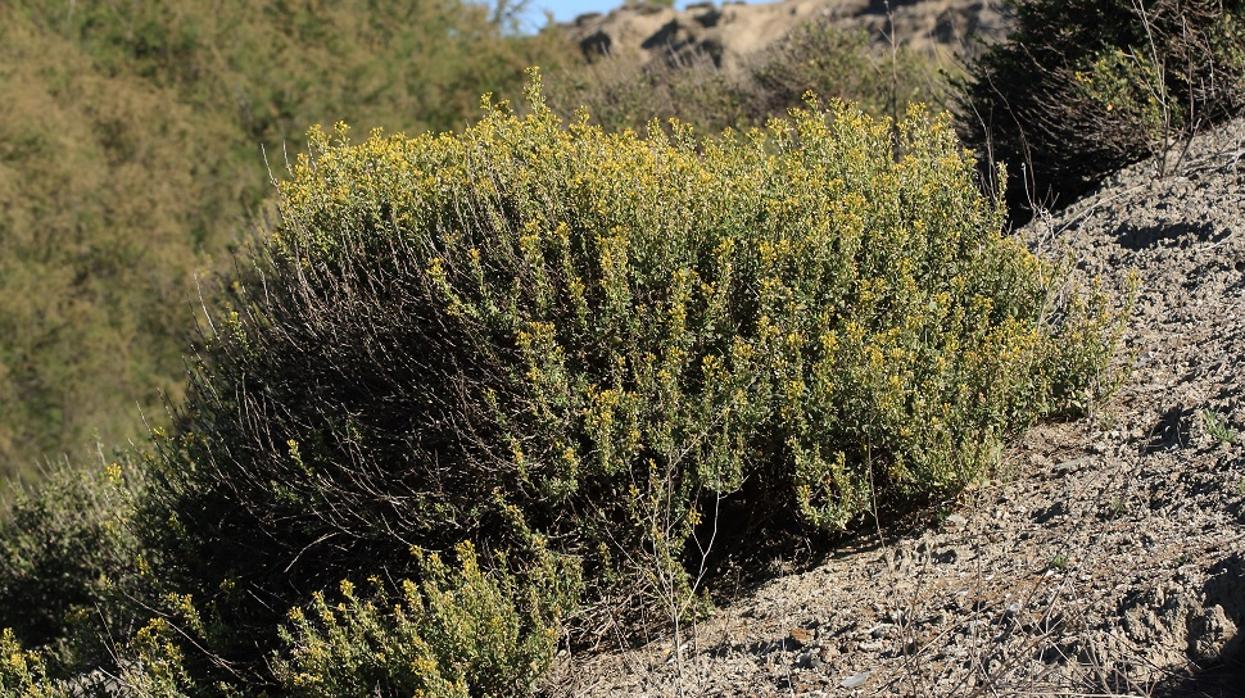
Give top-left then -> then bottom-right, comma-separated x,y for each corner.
0,454 -> 154,674
112,618 -> 196,698
958,0 -> 1245,216
546,51 -> 752,133
748,21 -> 955,123
275,541 -> 580,697
153,72 -> 1123,662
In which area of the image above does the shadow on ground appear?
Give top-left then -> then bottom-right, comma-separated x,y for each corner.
1117,220 -> 1225,251
1157,554 -> 1245,698
1155,656 -> 1245,698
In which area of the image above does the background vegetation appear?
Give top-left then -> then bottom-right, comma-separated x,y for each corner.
0,0 -> 575,480
958,0 -> 1245,217
546,20 -> 958,131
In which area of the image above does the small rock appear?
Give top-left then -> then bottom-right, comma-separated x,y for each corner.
1053,457 -> 1092,475
840,670 -> 872,689
788,627 -> 814,649
796,649 -> 823,670
1188,604 -> 1238,661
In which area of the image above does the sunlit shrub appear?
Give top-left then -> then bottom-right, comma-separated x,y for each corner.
159,73 -> 1124,648
114,618 -> 195,698
275,541 -> 580,697
0,618 -> 199,698
0,629 -> 58,698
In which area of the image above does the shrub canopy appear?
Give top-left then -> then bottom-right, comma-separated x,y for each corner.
164,75 -> 1121,643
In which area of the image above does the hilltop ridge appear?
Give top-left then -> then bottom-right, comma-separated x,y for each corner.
562,0 -> 1005,69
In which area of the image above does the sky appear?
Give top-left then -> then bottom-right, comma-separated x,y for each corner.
514,0 -> 701,31
520,0 -> 616,25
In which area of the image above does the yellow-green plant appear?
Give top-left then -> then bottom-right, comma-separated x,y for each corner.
1,629 -> 59,698
274,542 -> 580,698
161,73 -> 1124,652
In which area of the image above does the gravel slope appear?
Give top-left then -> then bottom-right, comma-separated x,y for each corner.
547,120 -> 1245,697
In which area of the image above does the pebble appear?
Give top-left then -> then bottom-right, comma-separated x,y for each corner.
787,627 -> 814,649
795,650 -> 822,670
840,670 -> 871,689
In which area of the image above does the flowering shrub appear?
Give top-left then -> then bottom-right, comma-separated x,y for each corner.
160,72 -> 1125,645
0,74 -> 1125,695
275,542 -> 580,697
1,629 -> 56,698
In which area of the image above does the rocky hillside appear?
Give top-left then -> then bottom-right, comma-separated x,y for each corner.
563,0 -> 1005,69
547,118 -> 1245,696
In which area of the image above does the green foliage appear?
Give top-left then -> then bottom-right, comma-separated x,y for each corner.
0,0 -> 577,479
106,618 -> 196,698
1200,408 -> 1238,446
546,51 -> 752,134
748,21 -> 956,123
275,542 -> 581,697
547,21 -> 956,132
1042,274 -> 1136,414
0,454 -> 154,672
0,69 -> 1126,695
958,0 -> 1245,217
0,620 -> 198,698
0,629 -> 60,698
152,74 -> 1122,664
